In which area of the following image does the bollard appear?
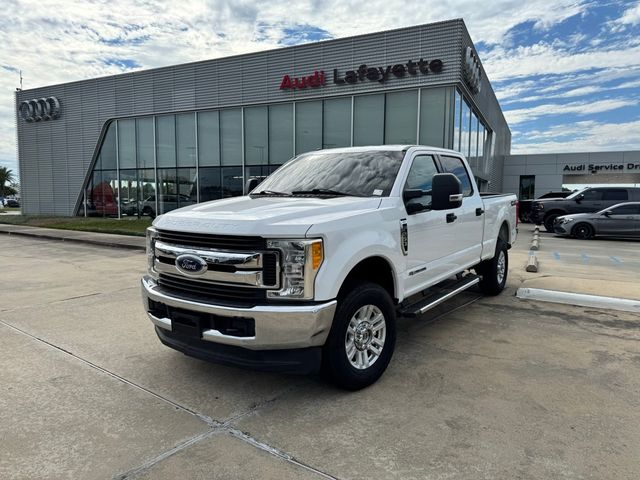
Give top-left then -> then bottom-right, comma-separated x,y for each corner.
530,239 -> 539,251
526,255 -> 539,272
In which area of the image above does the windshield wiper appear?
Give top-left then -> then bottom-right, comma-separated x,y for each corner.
251,190 -> 291,196
291,188 -> 362,197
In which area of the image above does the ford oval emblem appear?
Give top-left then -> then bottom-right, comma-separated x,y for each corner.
175,254 -> 208,276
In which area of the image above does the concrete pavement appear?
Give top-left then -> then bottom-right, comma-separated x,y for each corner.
1,236 -> 639,479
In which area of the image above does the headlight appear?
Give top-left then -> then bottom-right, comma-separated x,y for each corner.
146,227 -> 159,279
561,218 -> 574,224
266,239 -> 323,300
533,202 -> 544,210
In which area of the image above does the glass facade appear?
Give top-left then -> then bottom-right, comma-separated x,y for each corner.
79,86 -> 496,216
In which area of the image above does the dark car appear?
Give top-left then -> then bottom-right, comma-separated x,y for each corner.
554,202 -> 640,239
5,198 -> 20,208
519,191 -> 572,223
531,187 -> 640,232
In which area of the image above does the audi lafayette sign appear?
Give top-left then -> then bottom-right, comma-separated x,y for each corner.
19,97 -> 61,123
279,58 -> 444,91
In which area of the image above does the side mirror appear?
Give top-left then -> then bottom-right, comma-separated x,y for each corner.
603,210 -> 612,217
245,177 -> 262,193
431,173 -> 462,210
575,194 -> 584,203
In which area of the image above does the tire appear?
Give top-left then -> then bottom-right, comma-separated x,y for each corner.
477,239 -> 508,296
322,282 -> 396,390
572,223 -> 594,240
543,213 -> 560,232
142,206 -> 155,218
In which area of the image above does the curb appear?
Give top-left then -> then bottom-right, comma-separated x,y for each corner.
0,229 -> 145,251
516,287 -> 640,314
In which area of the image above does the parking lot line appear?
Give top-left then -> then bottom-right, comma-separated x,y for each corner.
581,253 -> 590,263
610,256 -> 623,264
553,252 -> 561,260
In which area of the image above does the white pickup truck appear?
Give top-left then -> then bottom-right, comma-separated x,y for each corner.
142,146 -> 517,389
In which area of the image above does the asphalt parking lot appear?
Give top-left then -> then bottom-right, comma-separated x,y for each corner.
1,236 -> 640,479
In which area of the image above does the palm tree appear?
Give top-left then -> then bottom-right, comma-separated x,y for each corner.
0,167 -> 15,198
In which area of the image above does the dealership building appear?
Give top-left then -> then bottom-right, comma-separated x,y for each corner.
15,19 -> 513,217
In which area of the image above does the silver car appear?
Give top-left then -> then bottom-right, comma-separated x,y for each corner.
554,202 -> 640,239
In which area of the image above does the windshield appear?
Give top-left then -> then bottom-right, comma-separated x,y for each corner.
565,188 -> 589,199
253,150 -> 405,197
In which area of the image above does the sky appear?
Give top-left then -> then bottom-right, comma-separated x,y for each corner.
1,0 -> 639,180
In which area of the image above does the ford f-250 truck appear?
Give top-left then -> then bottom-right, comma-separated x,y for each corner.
141,146 -> 517,389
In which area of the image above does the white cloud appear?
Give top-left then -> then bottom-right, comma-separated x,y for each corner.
511,119 -> 640,153
504,98 -> 637,125
612,2 -> 640,28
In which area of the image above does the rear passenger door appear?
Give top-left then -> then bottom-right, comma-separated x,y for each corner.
437,155 -> 484,270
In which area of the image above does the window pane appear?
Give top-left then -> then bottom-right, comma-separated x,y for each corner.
222,167 -> 243,198
245,165 -> 269,188
137,118 -> 154,169
156,115 -> 176,167
90,170 -> 118,217
404,155 -> 438,209
460,100 -> 471,157
519,175 -> 535,200
198,111 -> 220,166
138,169 -> 157,217
453,89 -> 461,151
199,167 -> 221,202
119,169 -> 138,216
469,112 -> 479,167
158,168 -> 178,214
323,97 -> 350,148
353,94 -> 384,146
100,122 -> 117,170
295,101 -> 322,154
220,109 -> 242,166
385,90 -> 417,144
419,88 -> 446,148
117,119 -> 136,169
610,204 -> 637,214
177,168 -> 197,207
176,113 -> 196,167
440,155 -> 473,196
603,189 -> 628,201
244,106 -> 268,165
269,104 -> 293,165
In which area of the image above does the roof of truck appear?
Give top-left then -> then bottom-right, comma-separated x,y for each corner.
307,145 -> 463,155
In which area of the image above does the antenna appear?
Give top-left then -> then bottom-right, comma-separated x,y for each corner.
20,70 -> 23,90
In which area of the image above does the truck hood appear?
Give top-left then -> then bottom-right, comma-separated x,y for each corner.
153,195 -> 383,237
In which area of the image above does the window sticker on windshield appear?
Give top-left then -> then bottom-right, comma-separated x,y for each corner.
373,189 -> 383,196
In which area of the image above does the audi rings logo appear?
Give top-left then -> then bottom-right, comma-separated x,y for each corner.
462,47 -> 482,94
19,97 -> 61,123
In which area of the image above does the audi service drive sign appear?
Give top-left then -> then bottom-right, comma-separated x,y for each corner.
19,97 -> 61,123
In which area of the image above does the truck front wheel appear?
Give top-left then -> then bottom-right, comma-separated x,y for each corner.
477,239 -> 508,296
323,282 -> 396,390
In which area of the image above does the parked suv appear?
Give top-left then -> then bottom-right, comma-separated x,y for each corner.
519,191 -> 572,223
531,187 -> 640,232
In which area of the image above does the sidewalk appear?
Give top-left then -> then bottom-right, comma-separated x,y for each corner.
510,223 -> 640,304
0,223 -> 145,250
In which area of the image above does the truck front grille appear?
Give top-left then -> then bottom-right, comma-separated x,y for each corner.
158,274 -> 266,307
156,229 -> 267,251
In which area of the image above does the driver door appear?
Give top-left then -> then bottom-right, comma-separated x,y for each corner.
402,154 -> 459,296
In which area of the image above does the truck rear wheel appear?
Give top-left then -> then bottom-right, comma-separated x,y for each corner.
322,282 -> 396,390
477,239 -> 508,296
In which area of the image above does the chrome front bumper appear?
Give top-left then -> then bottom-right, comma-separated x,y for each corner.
141,276 -> 337,350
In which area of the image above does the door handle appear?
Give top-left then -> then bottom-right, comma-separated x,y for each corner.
446,213 -> 457,223
476,208 -> 484,216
